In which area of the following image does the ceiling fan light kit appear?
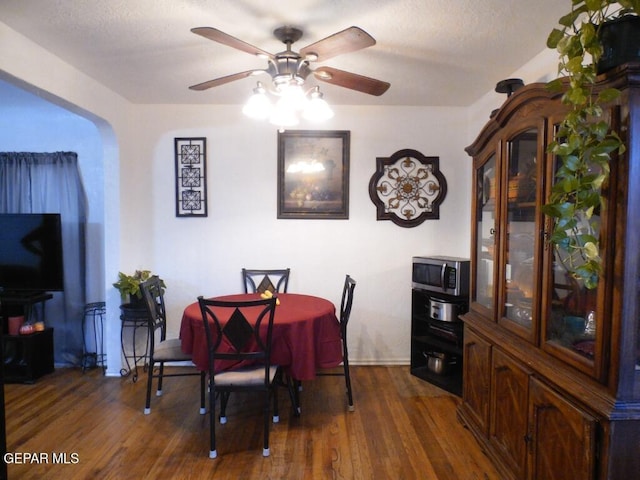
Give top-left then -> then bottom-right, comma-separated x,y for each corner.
190,25 -> 389,128
243,82 -> 334,127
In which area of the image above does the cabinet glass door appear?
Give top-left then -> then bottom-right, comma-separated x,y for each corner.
501,129 -> 538,337
543,143 -> 599,370
545,245 -> 598,365
474,154 -> 497,313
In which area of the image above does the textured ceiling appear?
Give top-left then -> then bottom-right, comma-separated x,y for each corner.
0,0 -> 567,107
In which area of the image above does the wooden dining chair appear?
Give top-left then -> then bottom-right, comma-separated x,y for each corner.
197,295 -> 280,459
139,276 -> 206,415
242,268 -> 290,294
316,274 -> 357,411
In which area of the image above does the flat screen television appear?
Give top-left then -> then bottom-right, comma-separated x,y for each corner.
0,213 -> 65,293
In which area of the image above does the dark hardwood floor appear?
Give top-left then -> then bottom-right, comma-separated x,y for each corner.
3,366 -> 500,479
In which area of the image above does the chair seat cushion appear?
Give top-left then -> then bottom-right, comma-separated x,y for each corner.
214,365 -> 278,387
153,337 -> 193,362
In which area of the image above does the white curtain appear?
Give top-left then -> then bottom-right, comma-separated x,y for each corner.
0,152 -> 88,365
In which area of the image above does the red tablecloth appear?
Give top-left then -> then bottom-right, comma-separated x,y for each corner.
180,293 -> 343,381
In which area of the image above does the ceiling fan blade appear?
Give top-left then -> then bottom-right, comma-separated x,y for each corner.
189,70 -> 263,91
300,26 -> 376,62
191,27 -> 274,59
314,67 -> 390,96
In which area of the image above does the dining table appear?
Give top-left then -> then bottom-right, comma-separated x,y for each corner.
179,293 -> 344,381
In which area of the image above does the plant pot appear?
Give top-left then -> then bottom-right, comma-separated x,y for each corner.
119,301 -> 148,324
597,15 -> 640,74
125,294 -> 146,310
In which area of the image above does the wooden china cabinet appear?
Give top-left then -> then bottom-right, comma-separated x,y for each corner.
458,64 -> 640,480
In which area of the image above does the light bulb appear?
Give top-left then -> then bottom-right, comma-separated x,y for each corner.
277,84 -> 307,111
303,87 -> 334,121
269,95 -> 300,127
242,82 -> 272,120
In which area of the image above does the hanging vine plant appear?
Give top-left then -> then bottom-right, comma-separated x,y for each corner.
542,0 -> 639,289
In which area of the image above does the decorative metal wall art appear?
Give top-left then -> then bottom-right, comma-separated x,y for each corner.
368,148 -> 447,227
174,137 -> 207,217
277,130 -> 350,219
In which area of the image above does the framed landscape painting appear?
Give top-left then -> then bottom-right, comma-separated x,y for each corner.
277,130 -> 350,219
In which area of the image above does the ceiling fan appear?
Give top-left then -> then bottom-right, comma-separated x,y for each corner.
188,25 -> 390,97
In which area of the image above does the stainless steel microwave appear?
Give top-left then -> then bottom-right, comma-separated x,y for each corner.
412,256 -> 470,298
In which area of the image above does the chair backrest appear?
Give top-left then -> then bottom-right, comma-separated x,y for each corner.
197,296 -> 278,376
139,276 -> 168,348
242,268 -> 290,294
340,275 -> 357,332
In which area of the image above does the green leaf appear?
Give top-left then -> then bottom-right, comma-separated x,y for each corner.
592,173 -> 607,189
582,191 -> 602,209
551,228 -> 569,244
622,0 -> 640,12
566,55 -> 585,73
553,233 -> 572,250
562,155 -> 582,173
580,22 -> 597,47
559,8 -> 585,27
547,28 -> 565,48
546,78 -> 564,93
581,233 -> 599,246
574,262 -> 599,290
585,205 -> 595,219
566,86 -> 588,105
594,137 -> 622,154
557,215 -> 577,231
541,203 -> 556,217
584,0 -> 603,10
590,121 -> 608,139
598,87 -> 621,103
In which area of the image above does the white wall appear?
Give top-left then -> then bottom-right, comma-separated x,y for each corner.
466,48 -> 559,143
123,103 -> 469,364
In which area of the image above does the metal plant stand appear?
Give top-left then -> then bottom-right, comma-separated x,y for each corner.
81,302 -> 107,374
119,304 -> 150,382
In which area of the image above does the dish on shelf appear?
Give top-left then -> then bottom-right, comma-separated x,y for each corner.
573,340 -> 595,359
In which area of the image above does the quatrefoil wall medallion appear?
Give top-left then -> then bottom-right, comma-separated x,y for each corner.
368,149 -> 447,227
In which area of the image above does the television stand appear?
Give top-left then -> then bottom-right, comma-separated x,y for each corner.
2,329 -> 54,383
0,290 -> 51,301
0,292 -> 54,383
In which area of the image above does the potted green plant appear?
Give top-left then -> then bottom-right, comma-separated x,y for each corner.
113,270 -> 166,305
543,0 -> 640,289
